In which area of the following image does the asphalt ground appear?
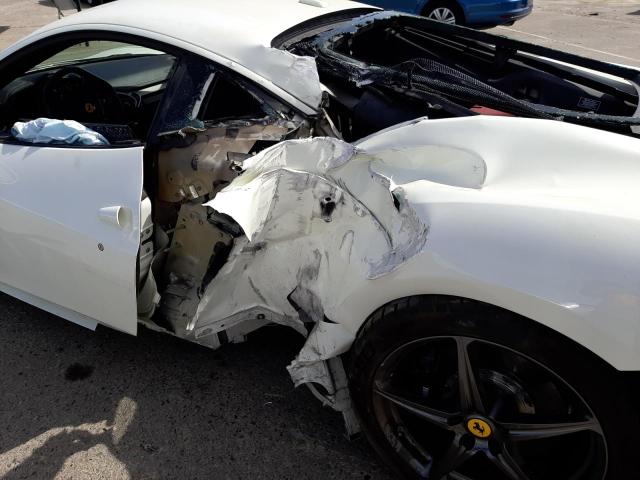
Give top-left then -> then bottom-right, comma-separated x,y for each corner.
1,0 -> 639,478
0,299 -> 391,479
490,0 -> 640,68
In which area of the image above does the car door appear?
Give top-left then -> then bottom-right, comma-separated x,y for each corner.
0,143 -> 143,334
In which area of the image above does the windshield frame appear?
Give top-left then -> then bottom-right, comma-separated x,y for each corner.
270,8 -> 378,49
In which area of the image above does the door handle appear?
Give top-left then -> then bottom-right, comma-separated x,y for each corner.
98,206 -> 127,228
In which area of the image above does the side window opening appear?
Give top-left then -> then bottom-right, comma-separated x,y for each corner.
200,75 -> 266,123
0,39 -> 177,146
153,68 -> 287,206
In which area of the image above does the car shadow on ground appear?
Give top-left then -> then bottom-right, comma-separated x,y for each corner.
0,293 -> 390,479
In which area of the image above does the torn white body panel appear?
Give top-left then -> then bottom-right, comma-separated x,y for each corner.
192,135 -> 430,430
194,137 -> 429,361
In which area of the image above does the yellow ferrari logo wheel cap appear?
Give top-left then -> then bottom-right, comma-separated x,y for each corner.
466,418 -> 492,438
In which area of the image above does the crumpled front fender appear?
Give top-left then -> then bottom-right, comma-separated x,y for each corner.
192,115 -> 640,390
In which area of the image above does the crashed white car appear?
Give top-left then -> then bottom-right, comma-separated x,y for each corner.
1,0 -> 639,478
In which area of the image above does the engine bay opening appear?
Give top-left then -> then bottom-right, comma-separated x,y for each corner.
284,12 -> 640,141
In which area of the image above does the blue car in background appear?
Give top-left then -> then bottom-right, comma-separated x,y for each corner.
361,0 -> 533,27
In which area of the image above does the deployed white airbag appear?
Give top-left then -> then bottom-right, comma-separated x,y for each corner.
11,118 -> 109,146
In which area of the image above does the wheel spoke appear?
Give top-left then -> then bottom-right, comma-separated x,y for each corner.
430,8 -> 456,23
374,386 -> 457,429
504,418 -> 601,442
488,449 -> 531,480
455,337 -> 485,414
429,436 -> 475,480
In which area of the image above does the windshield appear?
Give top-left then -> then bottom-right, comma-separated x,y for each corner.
29,41 -> 164,72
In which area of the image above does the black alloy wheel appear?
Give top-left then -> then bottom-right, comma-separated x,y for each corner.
348,296 -> 638,480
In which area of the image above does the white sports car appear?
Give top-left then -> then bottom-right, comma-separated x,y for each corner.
1,0 -> 639,478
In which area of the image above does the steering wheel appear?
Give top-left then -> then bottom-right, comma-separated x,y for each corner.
41,66 -> 124,124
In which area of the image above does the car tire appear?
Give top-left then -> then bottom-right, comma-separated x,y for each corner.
348,296 -> 638,479
422,0 -> 464,25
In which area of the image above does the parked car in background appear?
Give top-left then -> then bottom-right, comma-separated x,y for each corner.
361,0 -> 533,27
